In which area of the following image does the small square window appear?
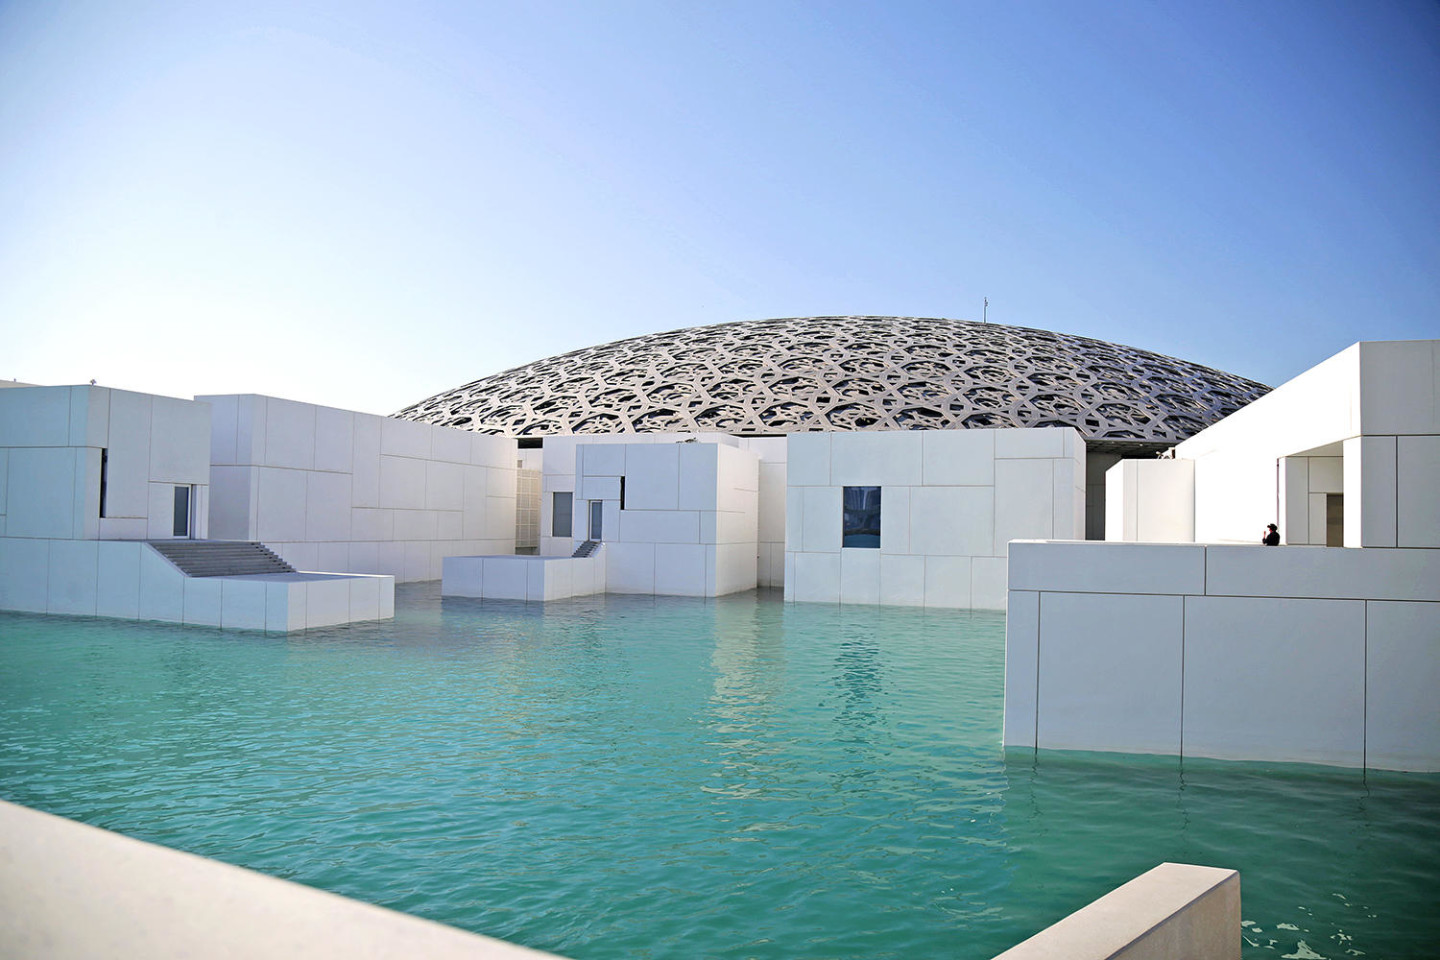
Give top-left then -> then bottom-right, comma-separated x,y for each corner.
842,486 -> 881,548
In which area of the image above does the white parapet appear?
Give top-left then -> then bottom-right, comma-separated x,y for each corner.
1006,540 -> 1440,771
991,862 -> 1239,960
0,799 -> 565,960
442,554 -> 606,602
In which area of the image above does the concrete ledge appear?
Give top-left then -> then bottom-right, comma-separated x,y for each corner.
442,554 -> 605,601
992,862 -> 1239,960
0,799 -> 565,960
1008,541 -> 1206,596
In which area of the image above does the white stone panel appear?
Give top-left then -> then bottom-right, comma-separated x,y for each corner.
431,424 -> 471,465
0,386 -> 70,447
351,415 -> 381,508
579,441 -> 626,477
481,556 -> 528,598
470,432 -> 514,469
1036,592 -> 1183,755
0,538 -> 49,612
839,548 -> 881,604
793,552 -> 842,603
6,447 -> 77,538
923,555 -> 971,608
348,576 -> 381,621
879,554 -> 924,606
266,580 -> 304,632
1396,435 -> 1440,548
618,510 -> 699,544
624,445 -> 680,510
1357,339 -> 1440,436
712,542 -> 757,595
305,471 -> 352,541
305,578 -> 353,629
785,433 -> 830,487
1183,596 -> 1366,766
829,432 -> 922,487
221,579 -> 268,630
654,543 -> 707,596
757,462 -> 787,542
403,541 -> 432,581
606,541 -> 656,593
207,394 -> 239,466
1366,600 -> 1440,771
316,541 -> 349,573
800,486 -> 842,553
995,427 -> 1068,459
677,443 -> 719,511
379,456 -> 426,511
486,465 -> 516,498
1205,544 -> 1440,602
256,468 -> 307,542
380,417 -> 431,460
578,475 -> 621,503
425,461 -> 464,512
784,487 -> 803,551
436,511 -> 463,541
910,486 -> 994,558
234,396 -> 266,466
138,546 -> 184,623
351,509 -> 394,541
313,406 -> 354,474
208,466 -> 254,541
1345,435 -> 1396,547
714,508 -> 756,546
96,541 -> 141,619
970,557 -> 1008,611
484,498 -> 515,541
261,398 -> 315,471
1009,541 -> 1206,596
921,429 -> 995,486
993,458 -> 1055,555
348,540 -> 380,574
46,539 -> 98,615
182,578 -> 224,627
1002,589 -> 1040,748
104,389 -> 152,520
877,485 -> 911,555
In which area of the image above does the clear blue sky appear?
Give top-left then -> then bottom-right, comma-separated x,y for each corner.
2,0 -> 1436,414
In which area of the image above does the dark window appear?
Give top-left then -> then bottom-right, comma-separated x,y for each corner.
172,485 -> 191,538
842,486 -> 881,548
552,492 -> 573,538
619,476 -> 626,510
99,448 -> 108,518
589,500 -> 604,540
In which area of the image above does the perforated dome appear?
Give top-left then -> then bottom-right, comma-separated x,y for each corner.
395,316 -> 1268,444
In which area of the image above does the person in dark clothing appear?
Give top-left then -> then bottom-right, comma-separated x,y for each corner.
1262,523 -> 1280,546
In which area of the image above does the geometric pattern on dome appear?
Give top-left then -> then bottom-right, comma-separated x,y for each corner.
395,316 -> 1270,443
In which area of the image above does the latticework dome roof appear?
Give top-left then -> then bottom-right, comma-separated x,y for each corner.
395,316 -> 1268,445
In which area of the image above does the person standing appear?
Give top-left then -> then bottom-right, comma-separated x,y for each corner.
1262,523 -> 1280,546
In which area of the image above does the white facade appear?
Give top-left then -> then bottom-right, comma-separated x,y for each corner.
537,432 -> 785,587
0,385 -> 211,542
1008,339 -> 1440,771
203,395 -> 518,582
579,441 -> 759,597
784,428 -> 1085,610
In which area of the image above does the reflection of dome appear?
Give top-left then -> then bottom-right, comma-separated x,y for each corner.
395,316 -> 1269,446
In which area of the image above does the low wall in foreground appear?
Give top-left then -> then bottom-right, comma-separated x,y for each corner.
0,800 -> 563,960
1005,540 -> 1440,771
994,862 -> 1239,960
442,554 -> 605,602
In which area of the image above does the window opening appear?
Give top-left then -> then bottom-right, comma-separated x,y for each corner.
99,448 -> 108,518
843,486 -> 881,548
172,485 -> 192,538
552,491 -> 573,538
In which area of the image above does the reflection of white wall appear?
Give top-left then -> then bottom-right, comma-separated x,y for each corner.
1104,459 -> 1194,542
575,441 -> 759,597
202,395 -> 517,582
0,385 -> 210,542
538,432 -> 785,586
1006,540 -> 1440,771
785,428 -> 1085,610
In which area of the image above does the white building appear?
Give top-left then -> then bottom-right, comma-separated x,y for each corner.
1005,339 -> 1440,772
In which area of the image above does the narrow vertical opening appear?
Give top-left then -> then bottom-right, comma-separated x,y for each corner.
99,448 -> 108,518
552,491 -> 573,538
172,485 -> 192,538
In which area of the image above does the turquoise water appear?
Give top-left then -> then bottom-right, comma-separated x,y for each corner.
1,585 -> 1437,959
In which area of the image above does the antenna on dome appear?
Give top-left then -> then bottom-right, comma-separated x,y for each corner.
983,297 -> 989,324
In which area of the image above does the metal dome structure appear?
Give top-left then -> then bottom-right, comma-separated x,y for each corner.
395,317 -> 1268,447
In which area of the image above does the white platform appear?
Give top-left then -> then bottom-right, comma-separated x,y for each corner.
442,554 -> 606,602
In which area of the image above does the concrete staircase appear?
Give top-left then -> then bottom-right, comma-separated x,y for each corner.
148,541 -> 297,578
571,540 -> 601,558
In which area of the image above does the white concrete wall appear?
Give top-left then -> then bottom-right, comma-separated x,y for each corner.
537,432 -> 785,587
0,386 -> 210,542
203,396 -> 517,582
1175,340 -> 1439,547
0,799 -> 565,960
1006,540 -> 1440,771
993,862 -> 1240,960
1280,452 -> 1343,545
442,554 -> 606,601
1104,459 -> 1195,542
0,538 -> 392,630
572,441 -> 759,597
785,428 -> 1085,610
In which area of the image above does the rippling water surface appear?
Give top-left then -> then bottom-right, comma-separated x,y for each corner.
2,585 -> 1437,959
